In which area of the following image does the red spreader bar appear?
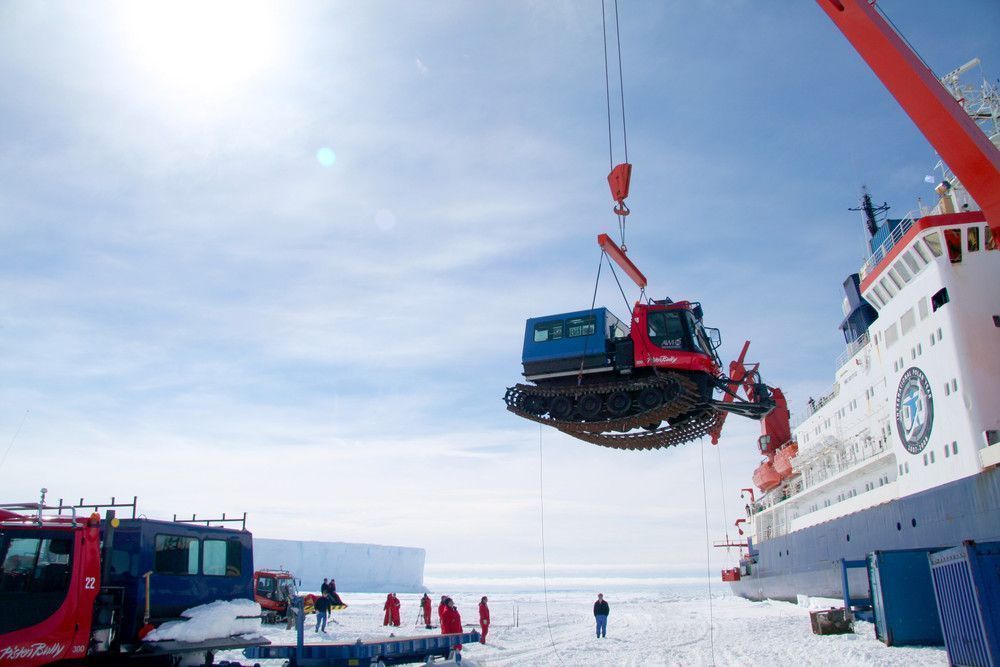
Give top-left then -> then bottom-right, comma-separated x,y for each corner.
597,233 -> 646,290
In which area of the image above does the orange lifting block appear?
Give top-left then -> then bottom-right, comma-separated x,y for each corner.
607,163 -> 632,216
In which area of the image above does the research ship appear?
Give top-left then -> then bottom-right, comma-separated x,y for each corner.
725,56 -> 1000,601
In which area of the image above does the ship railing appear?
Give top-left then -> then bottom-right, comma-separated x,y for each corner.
859,214 -> 916,281
835,332 -> 870,370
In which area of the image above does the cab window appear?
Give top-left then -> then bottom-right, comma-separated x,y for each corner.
203,539 -> 241,576
154,535 -> 199,575
0,535 -> 72,594
533,320 -> 563,342
646,311 -> 686,349
0,532 -> 75,635
566,316 -> 596,338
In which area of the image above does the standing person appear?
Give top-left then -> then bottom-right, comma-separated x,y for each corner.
593,593 -> 609,638
284,585 -> 299,631
478,596 -> 490,644
314,592 -> 331,633
383,594 -> 393,626
390,593 -> 402,627
437,596 -> 449,627
320,578 -> 330,597
441,598 -> 464,662
421,593 -> 433,629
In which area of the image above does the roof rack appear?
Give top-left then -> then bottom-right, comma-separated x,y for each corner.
173,512 -> 247,531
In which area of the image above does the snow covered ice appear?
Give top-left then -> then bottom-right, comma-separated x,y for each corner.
145,599 -> 262,643
215,585 -> 947,666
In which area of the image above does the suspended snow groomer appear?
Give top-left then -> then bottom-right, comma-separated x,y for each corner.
504,233 -> 779,451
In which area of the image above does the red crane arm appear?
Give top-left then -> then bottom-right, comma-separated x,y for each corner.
816,0 -> 1000,238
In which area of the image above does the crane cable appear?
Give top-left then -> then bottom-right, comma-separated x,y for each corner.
699,436 -> 718,666
601,0 -> 630,250
537,424 -> 568,666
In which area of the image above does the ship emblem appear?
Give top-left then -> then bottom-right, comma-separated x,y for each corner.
895,367 -> 934,454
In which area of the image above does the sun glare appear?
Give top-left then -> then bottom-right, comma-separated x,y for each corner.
119,1 -> 278,98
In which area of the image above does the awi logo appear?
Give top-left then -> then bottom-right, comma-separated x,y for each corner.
895,367 -> 934,454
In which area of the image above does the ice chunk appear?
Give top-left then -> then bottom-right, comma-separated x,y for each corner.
145,599 -> 262,643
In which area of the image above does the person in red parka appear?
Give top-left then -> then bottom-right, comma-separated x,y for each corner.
478,596 -> 490,644
421,593 -> 433,629
441,598 -> 463,654
390,593 -> 401,627
383,594 -> 393,626
438,595 -> 449,627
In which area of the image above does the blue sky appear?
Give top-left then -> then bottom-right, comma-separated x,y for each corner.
2,1 -> 998,583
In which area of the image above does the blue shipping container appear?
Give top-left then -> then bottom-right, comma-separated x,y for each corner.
929,541 -> 1000,667
867,549 -> 944,646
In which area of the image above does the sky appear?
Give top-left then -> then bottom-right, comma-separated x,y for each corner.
2,1 -> 999,585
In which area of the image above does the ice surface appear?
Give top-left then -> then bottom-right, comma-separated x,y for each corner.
214,587 -> 947,666
145,599 -> 262,643
255,538 -> 426,592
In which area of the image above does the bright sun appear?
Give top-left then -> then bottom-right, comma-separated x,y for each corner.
118,1 -> 278,98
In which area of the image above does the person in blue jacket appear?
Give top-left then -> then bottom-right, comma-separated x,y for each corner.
593,593 -> 609,638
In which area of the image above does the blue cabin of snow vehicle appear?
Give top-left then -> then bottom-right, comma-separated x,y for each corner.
104,518 -> 254,644
521,308 -> 628,379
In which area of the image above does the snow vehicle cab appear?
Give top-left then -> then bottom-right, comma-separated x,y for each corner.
253,569 -> 299,623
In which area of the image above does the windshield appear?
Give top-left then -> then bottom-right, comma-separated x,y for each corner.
0,529 -> 75,634
646,310 -> 687,350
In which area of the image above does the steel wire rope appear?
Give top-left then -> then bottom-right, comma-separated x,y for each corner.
0,409 -> 29,471
575,248 -> 607,384
536,424 -> 568,667
601,0 -> 615,171
699,436 -> 717,665
604,257 -> 636,315
715,443 -> 732,553
602,0 -> 632,250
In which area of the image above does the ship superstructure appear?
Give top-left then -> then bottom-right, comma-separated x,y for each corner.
728,61 -> 1000,600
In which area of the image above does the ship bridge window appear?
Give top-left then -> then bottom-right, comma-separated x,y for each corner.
912,241 -> 931,263
923,232 -> 944,258
944,229 -> 962,263
533,320 -> 564,343
902,250 -> 922,274
646,310 -> 687,350
872,283 -> 890,305
566,316 -> 596,338
918,297 -> 929,320
968,227 -> 980,252
987,226 -> 997,250
893,262 -> 911,283
880,277 -> 897,298
887,268 -> 903,289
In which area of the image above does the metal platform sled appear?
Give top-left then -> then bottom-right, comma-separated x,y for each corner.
244,632 -> 481,666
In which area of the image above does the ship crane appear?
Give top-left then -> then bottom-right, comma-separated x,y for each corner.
816,0 -> 1000,239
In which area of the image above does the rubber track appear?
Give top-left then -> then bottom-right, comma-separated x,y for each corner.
504,372 -> 723,451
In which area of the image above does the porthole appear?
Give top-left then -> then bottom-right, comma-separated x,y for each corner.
896,522 -> 902,531
846,534 -> 851,542
911,518 -> 917,528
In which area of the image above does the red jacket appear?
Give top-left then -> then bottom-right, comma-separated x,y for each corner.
441,606 -> 463,635
479,601 -> 490,624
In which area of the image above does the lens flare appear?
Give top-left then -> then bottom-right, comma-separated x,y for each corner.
316,147 -> 336,167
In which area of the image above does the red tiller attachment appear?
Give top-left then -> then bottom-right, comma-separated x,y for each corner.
607,163 -> 632,216
597,233 -> 646,289
710,341 -> 755,444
